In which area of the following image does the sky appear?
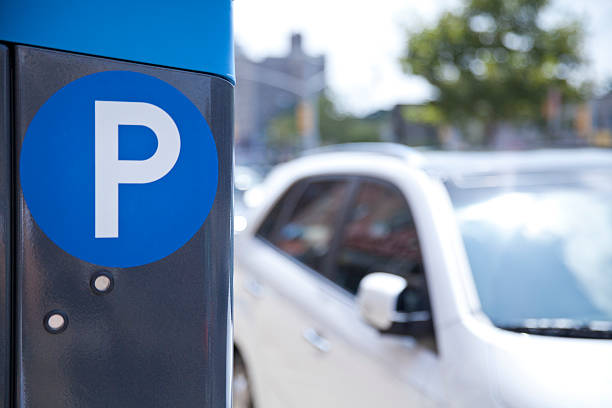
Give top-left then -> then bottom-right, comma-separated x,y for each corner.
234,0 -> 612,115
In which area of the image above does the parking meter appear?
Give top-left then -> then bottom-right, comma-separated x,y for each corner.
0,2 -> 234,407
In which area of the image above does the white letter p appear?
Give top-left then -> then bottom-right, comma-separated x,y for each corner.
95,101 -> 181,238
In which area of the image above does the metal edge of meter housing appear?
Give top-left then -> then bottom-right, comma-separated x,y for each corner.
0,44 -> 11,408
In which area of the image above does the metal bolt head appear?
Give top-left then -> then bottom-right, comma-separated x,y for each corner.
44,311 -> 68,334
91,271 -> 114,295
94,275 -> 111,292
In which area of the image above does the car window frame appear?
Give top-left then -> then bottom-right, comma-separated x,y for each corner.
256,178 -> 308,244
332,176 -> 438,351
255,174 -> 359,283
255,173 -> 439,350
324,176 -> 425,292
256,174 -> 429,298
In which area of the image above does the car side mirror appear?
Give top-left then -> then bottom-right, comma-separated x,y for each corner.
356,272 -> 433,339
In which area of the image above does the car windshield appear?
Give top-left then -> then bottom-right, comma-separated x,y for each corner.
446,169 -> 612,331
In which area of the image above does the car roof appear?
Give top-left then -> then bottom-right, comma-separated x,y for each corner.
301,143 -> 612,178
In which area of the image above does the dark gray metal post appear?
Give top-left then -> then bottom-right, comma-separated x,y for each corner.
0,44 -> 12,408
1,2 -> 234,405
6,46 -> 233,408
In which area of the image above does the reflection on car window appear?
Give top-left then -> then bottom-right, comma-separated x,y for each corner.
447,170 -> 612,327
332,180 -> 424,295
269,179 -> 349,273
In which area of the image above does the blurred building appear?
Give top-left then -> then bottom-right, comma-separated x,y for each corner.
590,91 -> 612,147
235,34 -> 325,165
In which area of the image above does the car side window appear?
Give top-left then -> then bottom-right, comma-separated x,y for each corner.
331,180 -> 424,297
257,186 -> 297,241
259,179 -> 351,273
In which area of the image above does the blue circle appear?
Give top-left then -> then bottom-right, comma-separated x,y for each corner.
20,71 -> 218,267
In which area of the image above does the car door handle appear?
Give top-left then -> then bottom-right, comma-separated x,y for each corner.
302,328 -> 331,353
244,278 -> 264,298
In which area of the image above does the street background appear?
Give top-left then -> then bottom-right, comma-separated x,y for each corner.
232,0 -> 612,168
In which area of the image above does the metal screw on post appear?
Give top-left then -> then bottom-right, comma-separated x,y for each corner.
90,271 -> 114,295
44,311 -> 68,334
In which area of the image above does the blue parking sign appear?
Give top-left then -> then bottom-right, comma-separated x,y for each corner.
20,70 -> 218,267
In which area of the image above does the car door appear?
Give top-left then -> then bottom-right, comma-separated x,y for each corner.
296,177 -> 444,407
236,175 -> 444,408
235,176 -> 356,408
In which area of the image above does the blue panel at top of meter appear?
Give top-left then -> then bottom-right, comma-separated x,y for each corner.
0,0 -> 235,83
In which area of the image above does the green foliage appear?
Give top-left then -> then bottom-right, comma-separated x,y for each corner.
402,0 -> 587,135
318,93 -> 382,144
267,93 -> 382,151
401,105 -> 445,125
267,110 -> 298,150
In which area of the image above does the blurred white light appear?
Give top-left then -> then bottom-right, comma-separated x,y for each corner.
234,215 -> 248,233
469,14 -> 496,33
244,186 -> 265,208
235,173 -> 254,191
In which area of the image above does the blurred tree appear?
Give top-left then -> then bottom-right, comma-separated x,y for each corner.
318,93 -> 382,144
401,0 -> 587,145
267,92 -> 382,155
267,110 -> 298,150
266,108 -> 301,162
